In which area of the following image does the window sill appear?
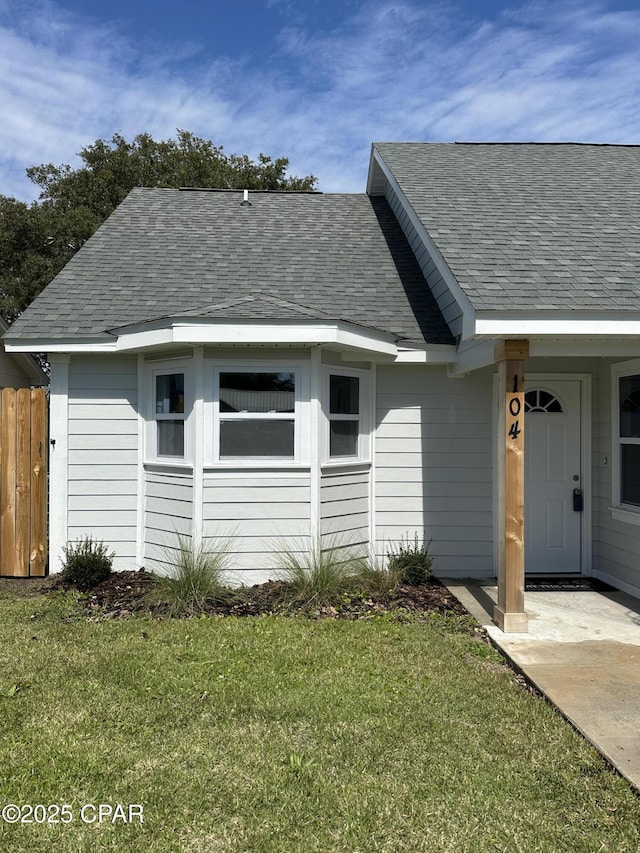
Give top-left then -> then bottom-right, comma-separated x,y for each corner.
610,506 -> 640,526
144,461 -> 193,472
321,460 -> 371,473
206,463 -> 310,472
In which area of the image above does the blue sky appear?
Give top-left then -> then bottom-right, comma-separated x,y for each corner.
1,0 -> 639,201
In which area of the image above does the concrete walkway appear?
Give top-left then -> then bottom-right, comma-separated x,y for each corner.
444,579 -> 640,791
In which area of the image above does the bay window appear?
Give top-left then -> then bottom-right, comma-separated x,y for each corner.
145,355 -> 370,468
214,369 -> 298,462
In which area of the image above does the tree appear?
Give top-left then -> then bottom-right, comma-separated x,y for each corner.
0,193 -> 102,322
0,131 -> 317,320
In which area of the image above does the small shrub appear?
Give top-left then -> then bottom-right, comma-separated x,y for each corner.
61,536 -> 114,592
387,533 -> 433,586
277,539 -> 368,607
157,534 -> 233,616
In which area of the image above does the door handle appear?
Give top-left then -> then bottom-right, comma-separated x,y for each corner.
573,488 -> 584,512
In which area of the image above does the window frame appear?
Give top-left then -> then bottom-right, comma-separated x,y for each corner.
323,367 -> 370,465
211,363 -> 304,466
147,361 -> 191,464
612,359 -> 640,520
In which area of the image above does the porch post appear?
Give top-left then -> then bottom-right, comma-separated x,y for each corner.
494,340 -> 529,633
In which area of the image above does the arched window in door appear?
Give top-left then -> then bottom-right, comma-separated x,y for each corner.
524,389 -> 564,413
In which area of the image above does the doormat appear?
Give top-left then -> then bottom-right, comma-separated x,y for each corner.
525,577 -> 615,592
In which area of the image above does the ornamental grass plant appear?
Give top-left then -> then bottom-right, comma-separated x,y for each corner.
356,557 -> 403,597
156,534 -> 233,616
276,538 -> 369,607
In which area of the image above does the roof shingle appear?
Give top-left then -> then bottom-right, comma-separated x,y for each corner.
7,189 -> 453,345
374,142 -> 640,312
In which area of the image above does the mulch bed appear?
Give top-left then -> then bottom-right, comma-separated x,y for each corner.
87,571 -> 472,622
0,570 -> 474,625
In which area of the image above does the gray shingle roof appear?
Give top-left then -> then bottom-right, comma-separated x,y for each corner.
7,189 -> 453,345
374,142 -> 640,312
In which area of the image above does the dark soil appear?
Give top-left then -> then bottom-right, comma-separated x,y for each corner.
0,571 -> 475,625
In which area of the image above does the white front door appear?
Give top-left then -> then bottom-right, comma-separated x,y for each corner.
524,378 -> 582,574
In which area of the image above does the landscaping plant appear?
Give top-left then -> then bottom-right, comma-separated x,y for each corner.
277,538 -> 368,607
356,556 -> 403,597
387,532 -> 433,585
61,535 -> 114,591
156,534 -> 233,616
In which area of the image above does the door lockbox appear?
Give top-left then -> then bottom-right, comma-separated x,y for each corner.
573,488 -> 584,512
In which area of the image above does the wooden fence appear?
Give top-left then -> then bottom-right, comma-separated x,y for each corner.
0,388 -> 48,577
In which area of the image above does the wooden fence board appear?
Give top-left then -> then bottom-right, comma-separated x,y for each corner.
15,388 -> 31,576
30,389 -> 48,576
1,389 -> 18,574
0,387 -> 48,577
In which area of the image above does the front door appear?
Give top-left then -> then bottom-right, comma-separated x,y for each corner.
524,378 -> 582,574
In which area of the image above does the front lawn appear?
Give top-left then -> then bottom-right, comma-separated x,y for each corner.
0,590 -> 638,852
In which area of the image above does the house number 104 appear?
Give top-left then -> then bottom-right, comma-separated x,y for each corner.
508,374 -> 522,440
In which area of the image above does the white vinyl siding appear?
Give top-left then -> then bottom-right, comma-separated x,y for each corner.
144,468 -> 194,573
320,467 -> 370,549
67,356 -> 138,570
202,472 -> 311,584
375,364 -> 494,577
385,183 -> 463,339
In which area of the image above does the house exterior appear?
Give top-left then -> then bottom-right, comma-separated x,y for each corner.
5,142 -> 640,630
0,318 -> 48,388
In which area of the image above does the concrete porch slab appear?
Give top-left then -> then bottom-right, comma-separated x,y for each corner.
443,579 -> 640,791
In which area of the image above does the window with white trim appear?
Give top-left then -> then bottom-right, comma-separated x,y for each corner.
328,373 -> 360,458
214,369 -> 298,461
153,369 -> 186,459
324,369 -> 370,462
617,371 -> 640,508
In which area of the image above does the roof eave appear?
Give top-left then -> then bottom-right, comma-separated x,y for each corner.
109,318 -> 400,357
4,337 -> 117,354
473,311 -> 640,339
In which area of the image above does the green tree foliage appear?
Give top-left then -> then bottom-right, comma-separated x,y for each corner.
0,131 -> 317,320
0,196 -> 77,323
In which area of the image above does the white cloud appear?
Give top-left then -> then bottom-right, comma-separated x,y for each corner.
1,0 -> 639,201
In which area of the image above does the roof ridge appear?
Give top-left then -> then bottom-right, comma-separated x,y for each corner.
374,141 -> 640,149
453,141 -> 640,148
129,186 -> 323,194
177,187 -> 321,194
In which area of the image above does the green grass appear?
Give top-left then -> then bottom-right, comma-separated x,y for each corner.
0,591 -> 639,852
